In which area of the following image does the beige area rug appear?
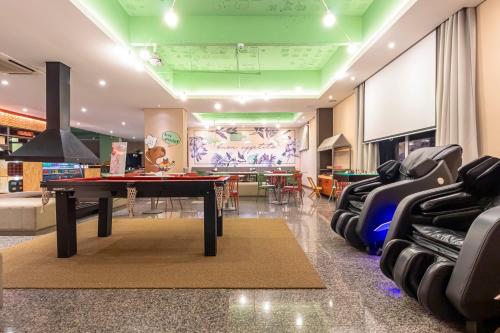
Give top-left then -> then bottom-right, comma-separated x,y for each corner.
1,218 -> 325,289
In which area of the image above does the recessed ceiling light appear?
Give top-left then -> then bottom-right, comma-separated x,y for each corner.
22,108 -> 28,112
157,104 -> 161,107
216,125 -> 221,130
139,48 -> 151,61
295,316 -> 303,327
81,107 -> 87,113
1,79 -> 8,86
388,42 -> 396,49
347,43 -> 358,54
121,121 -> 126,126
323,10 -> 336,28
76,122 -> 81,126
214,102 -> 222,110
134,62 -> 144,72
109,130 -> 113,134
328,95 -> 333,100
132,136 -> 136,140
99,80 -> 107,87
179,92 -> 188,101
275,124 -> 281,128
238,97 -> 247,105
263,92 -> 270,101
204,123 -> 210,129
350,76 -> 356,81
164,9 -> 179,28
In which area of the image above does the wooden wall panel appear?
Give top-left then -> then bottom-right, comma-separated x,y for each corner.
23,162 -> 42,192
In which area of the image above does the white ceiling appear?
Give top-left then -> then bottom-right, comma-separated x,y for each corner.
0,0 -> 482,140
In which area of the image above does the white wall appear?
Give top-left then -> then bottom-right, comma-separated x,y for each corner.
299,117 -> 317,186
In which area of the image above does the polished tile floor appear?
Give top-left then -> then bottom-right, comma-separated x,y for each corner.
0,194 -> 465,332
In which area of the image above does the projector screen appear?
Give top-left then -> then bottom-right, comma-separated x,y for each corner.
364,31 -> 436,142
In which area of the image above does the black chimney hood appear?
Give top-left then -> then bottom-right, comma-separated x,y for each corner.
7,62 -> 99,164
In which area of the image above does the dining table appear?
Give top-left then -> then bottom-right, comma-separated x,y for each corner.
263,172 -> 294,205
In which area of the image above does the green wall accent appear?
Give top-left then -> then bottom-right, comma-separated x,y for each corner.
172,70 -> 321,93
99,134 -> 121,163
77,0 -> 130,43
76,0 -> 410,95
362,0 -> 406,39
193,112 -> 300,124
118,0 -> 374,16
129,15 -> 362,45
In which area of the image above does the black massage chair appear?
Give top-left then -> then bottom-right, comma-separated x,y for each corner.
331,145 -> 463,254
380,156 -> 500,332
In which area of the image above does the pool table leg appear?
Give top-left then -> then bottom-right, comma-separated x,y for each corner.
204,191 -> 217,256
217,211 -> 223,237
98,197 -> 113,237
55,190 -> 77,258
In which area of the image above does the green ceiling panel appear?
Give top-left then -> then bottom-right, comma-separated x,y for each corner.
193,112 -> 300,124
75,0 -> 410,95
157,45 -> 339,72
118,0 -> 374,17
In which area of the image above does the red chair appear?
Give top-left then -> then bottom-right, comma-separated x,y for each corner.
334,181 -> 350,200
282,173 -> 303,204
228,175 -> 240,214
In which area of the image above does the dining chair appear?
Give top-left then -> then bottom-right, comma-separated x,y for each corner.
282,173 -> 304,204
228,175 -> 240,214
256,173 -> 276,202
307,176 -> 322,199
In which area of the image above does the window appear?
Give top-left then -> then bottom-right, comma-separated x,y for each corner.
378,130 -> 436,163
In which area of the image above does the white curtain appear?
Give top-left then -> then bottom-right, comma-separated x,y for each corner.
436,7 -> 478,163
355,83 -> 379,172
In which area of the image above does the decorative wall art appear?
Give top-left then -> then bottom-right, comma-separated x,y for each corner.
109,142 -> 127,175
144,134 -> 177,172
188,127 -> 298,167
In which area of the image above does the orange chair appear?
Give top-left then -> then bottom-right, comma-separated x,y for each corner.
228,175 -> 240,214
307,176 -> 322,199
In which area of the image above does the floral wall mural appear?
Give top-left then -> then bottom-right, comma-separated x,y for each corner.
188,127 -> 298,167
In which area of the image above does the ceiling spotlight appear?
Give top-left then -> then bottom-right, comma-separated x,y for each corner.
347,43 -> 358,54
139,48 -> 151,61
323,10 -> 336,28
76,122 -> 81,126
164,9 -> 179,28
132,136 -> 136,139
99,80 -> 107,87
214,102 -> 222,111
295,316 -> 304,327
81,107 -> 87,113
263,92 -> 270,101
216,125 -> 222,130
335,71 -> 347,80
238,97 -> 247,105
388,42 -> 396,49
134,62 -> 144,72
350,76 -> 356,81
179,92 -> 188,101
1,79 -> 8,86
109,130 -> 114,134
275,123 -> 281,129
22,108 -> 28,112
121,121 -> 126,126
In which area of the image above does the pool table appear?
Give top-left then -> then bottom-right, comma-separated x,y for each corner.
41,175 -> 228,257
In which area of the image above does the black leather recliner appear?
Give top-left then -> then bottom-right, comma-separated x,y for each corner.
380,156 -> 500,331
331,145 -> 463,254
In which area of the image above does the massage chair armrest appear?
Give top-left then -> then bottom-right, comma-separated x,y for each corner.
446,206 -> 500,320
357,161 -> 458,247
336,176 -> 381,210
353,182 -> 383,193
383,183 -> 465,248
